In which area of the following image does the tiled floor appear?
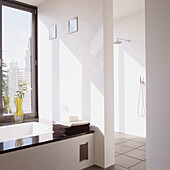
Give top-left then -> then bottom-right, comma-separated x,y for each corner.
84,132 -> 146,170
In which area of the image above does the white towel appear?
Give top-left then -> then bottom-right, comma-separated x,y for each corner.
70,121 -> 89,126
54,120 -> 89,127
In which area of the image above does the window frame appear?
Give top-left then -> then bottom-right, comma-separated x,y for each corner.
0,0 -> 38,123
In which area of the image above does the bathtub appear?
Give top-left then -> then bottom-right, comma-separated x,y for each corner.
0,122 -> 94,170
0,122 -> 53,142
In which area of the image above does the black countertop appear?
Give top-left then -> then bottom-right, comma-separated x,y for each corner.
0,123 -> 94,155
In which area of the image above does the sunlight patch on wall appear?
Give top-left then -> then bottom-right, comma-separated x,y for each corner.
114,45 -> 120,132
59,40 -> 82,122
38,19 -> 52,121
91,26 -> 103,58
90,81 -> 104,134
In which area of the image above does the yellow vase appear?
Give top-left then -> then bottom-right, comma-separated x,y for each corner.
14,97 -> 24,124
16,139 -> 23,147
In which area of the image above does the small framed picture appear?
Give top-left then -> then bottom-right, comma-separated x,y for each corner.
68,17 -> 78,34
49,25 -> 57,40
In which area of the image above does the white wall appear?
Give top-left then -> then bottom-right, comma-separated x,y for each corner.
146,0 -> 170,169
38,0 -> 105,123
114,12 -> 146,137
103,0 -> 114,167
38,6 -> 53,122
38,0 -> 114,168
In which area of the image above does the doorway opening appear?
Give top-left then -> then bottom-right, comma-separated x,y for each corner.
113,0 -> 146,169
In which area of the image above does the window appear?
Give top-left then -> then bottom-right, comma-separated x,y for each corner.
0,0 -> 38,122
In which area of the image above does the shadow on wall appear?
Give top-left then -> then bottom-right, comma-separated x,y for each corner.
57,26 -> 104,125
38,0 -> 105,131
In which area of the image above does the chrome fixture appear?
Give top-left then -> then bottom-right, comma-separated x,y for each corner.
114,38 -> 130,44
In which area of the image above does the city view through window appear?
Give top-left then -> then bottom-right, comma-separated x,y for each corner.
2,6 -> 33,114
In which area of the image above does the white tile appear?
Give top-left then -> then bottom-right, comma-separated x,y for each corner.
124,149 -> 146,160
115,155 -> 141,169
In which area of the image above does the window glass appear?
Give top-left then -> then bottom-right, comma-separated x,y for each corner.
2,6 -> 33,114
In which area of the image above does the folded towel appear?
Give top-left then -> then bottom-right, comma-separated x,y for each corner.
69,116 -> 79,122
53,123 -> 90,136
70,121 -> 89,126
54,120 -> 90,127
65,124 -> 90,135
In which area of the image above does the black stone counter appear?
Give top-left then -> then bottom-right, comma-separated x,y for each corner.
0,123 -> 94,155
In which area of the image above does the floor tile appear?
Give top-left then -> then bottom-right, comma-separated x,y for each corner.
138,145 -> 146,151
115,152 -> 120,157
115,138 -> 130,144
115,133 -> 136,139
132,137 -> 146,143
83,165 -> 128,170
115,145 -> 134,154
120,140 -> 145,149
83,165 -> 103,170
115,132 -> 122,136
130,161 -> 146,170
115,155 -> 141,168
124,149 -> 146,160
107,165 -> 128,170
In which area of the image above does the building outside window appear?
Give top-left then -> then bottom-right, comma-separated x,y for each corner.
0,0 -> 38,122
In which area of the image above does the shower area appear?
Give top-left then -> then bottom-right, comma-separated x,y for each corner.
113,1 -> 146,168
113,0 -> 146,138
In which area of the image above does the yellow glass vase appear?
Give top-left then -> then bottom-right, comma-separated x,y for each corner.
14,97 -> 24,124
16,139 -> 23,147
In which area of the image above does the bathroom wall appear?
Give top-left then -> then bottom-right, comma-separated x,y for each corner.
38,0 -> 105,123
114,12 -> 146,137
146,0 -> 170,169
38,0 -> 114,168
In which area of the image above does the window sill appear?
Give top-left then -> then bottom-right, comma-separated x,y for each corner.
0,117 -> 38,125
3,113 -> 14,117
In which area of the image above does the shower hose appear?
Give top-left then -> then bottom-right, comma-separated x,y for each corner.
137,77 -> 146,119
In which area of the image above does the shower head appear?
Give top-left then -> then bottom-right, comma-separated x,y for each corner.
114,40 -> 122,44
114,38 -> 130,45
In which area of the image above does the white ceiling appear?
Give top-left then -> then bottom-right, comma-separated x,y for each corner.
16,0 -> 145,20
16,0 -> 48,6
114,0 -> 145,20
